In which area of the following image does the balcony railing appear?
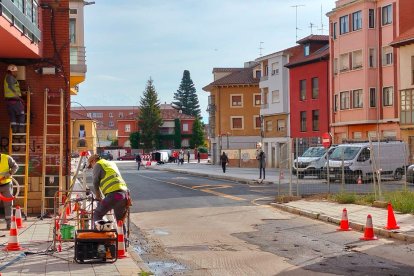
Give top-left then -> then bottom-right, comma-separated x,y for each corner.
0,0 -> 41,42
70,46 -> 87,73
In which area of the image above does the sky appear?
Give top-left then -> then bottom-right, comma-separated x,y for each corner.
74,0 -> 336,121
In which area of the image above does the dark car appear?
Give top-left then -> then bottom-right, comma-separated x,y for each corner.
117,153 -> 136,161
100,152 -> 113,160
406,164 -> 414,183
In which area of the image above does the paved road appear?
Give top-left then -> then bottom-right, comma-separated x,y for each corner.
116,161 -> 414,275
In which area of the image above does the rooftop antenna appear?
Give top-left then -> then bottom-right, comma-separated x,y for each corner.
309,22 -> 317,34
291,4 -> 305,42
318,4 -> 326,34
259,41 -> 264,57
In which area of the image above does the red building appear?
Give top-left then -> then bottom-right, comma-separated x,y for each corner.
285,35 -> 330,140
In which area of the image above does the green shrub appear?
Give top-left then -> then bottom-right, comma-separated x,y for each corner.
333,192 -> 356,204
197,146 -> 208,153
384,190 -> 414,214
355,194 -> 376,206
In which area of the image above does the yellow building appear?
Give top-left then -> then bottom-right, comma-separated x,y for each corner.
203,62 -> 261,164
71,111 -> 97,154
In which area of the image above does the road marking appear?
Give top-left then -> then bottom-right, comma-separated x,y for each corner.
251,196 -> 273,207
139,175 -> 246,202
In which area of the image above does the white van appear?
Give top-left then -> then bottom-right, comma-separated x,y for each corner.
327,141 -> 408,182
293,146 -> 336,179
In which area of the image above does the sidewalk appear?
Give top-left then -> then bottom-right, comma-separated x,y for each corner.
0,217 -> 147,275
149,162 -> 414,242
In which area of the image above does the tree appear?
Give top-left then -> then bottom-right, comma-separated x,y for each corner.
129,131 -> 141,149
173,70 -> 201,117
138,78 -> 163,152
174,119 -> 181,149
190,117 -> 205,149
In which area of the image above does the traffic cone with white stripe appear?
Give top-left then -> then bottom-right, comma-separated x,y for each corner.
337,208 -> 352,231
116,220 -> 127,258
4,216 -> 24,251
55,216 -> 62,252
360,214 -> 378,240
15,205 -> 24,229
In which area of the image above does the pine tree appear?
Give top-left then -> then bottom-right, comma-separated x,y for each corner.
190,117 -> 205,149
129,132 -> 141,149
138,78 -> 163,152
173,70 -> 201,117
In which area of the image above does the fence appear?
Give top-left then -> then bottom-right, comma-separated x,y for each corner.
275,137 -> 414,200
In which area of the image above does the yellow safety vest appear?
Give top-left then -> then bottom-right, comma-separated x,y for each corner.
97,159 -> 127,195
0,154 -> 12,185
4,75 -> 21,98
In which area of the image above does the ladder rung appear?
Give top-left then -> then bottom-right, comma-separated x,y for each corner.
12,133 -> 26,136
46,144 -> 60,147
12,153 -> 26,156
11,143 -> 26,146
47,133 -> 60,136
47,124 -> 61,126
47,104 -> 60,107
16,164 -> 26,166
13,175 -> 25,177
46,164 -> 60,167
45,175 -> 60,177
45,186 -> 59,188
47,114 -> 60,116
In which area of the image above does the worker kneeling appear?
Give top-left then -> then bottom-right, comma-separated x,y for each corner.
87,154 -> 131,232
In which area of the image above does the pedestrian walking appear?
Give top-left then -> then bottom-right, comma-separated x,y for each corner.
135,153 -> 142,170
0,153 -> 19,230
179,150 -> 184,165
187,150 -> 190,163
197,152 -> 201,163
257,149 -> 266,181
220,152 -> 229,173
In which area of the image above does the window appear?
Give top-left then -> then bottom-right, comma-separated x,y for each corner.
334,95 -> 338,112
300,80 -> 306,100
277,119 -> 285,132
109,112 -> 113,118
271,62 -> 279,75
254,116 -> 261,129
311,78 -> 319,99
272,90 -> 280,103
340,53 -> 350,72
382,5 -> 392,25
412,56 -> 414,84
231,95 -> 243,107
382,46 -> 393,65
352,89 -> 363,108
369,48 -> 376,68
340,91 -> 350,110
119,112 -> 124,118
92,112 -> 103,118
231,117 -> 243,129
69,18 -> 76,44
334,58 -> 338,75
87,113 -> 91,118
266,120 -> 272,132
125,124 -> 131,133
312,110 -> 319,131
255,70 -> 261,79
254,94 -> 261,106
304,44 -> 310,56
352,11 -> 362,31
340,15 -> 349,34
383,87 -> 393,106
183,123 -> 189,131
352,50 -> 363,69
369,88 -> 376,107
369,9 -> 375,28
263,90 -> 268,105
354,132 -> 362,140
333,22 -> 337,39
264,66 -> 269,76
70,9 -> 78,15
109,121 -> 114,127
300,111 -> 307,132
401,89 -> 414,124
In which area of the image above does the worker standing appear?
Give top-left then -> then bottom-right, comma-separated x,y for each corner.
0,153 -> 19,230
4,65 -> 25,135
87,154 -> 131,228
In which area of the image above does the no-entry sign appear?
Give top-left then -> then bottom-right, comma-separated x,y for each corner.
322,132 -> 331,148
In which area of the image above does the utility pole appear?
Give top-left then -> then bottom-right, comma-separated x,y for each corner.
259,41 -> 264,57
291,4 -> 305,42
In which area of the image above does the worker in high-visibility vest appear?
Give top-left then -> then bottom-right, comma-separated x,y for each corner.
87,154 -> 131,228
3,64 -> 25,134
0,153 -> 19,230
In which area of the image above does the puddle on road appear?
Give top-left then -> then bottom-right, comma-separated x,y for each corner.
146,261 -> 186,275
152,228 -> 170,236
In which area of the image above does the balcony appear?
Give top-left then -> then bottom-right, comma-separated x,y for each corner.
0,0 -> 41,58
70,46 -> 87,74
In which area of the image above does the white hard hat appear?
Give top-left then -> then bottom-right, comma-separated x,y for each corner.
7,64 -> 18,72
95,220 -> 113,231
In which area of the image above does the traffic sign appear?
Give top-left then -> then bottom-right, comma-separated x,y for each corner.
322,132 -> 331,148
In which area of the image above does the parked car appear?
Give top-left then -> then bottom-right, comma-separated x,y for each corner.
117,153 -> 136,160
100,152 -> 113,160
406,164 -> 414,183
293,146 -> 336,179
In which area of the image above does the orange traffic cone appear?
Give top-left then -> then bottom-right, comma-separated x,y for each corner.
65,202 -> 71,216
360,214 -> 378,240
116,220 -> 127,258
337,208 -> 352,231
4,216 -> 24,251
55,216 -> 62,252
384,202 -> 400,230
15,205 -> 24,229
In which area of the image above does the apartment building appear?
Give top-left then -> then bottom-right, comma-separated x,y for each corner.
255,46 -> 302,167
328,0 -> 403,143
71,111 -> 97,154
285,35 -> 330,143
203,63 -> 261,164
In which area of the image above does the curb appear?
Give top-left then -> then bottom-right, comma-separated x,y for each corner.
270,203 -> 414,243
